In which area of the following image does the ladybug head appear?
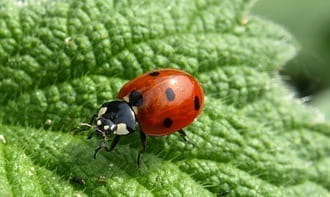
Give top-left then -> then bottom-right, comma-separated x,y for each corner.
94,117 -> 117,138
85,101 -> 136,142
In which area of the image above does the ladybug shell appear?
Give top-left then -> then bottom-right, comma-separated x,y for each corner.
118,69 -> 204,136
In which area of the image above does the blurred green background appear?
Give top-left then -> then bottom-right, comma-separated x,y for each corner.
253,0 -> 330,120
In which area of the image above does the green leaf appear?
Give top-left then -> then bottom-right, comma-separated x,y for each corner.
0,0 -> 329,196
254,0 -> 330,95
312,89 -> 330,121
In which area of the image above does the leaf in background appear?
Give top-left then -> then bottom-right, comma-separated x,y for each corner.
312,89 -> 330,121
0,0 -> 329,196
254,0 -> 330,96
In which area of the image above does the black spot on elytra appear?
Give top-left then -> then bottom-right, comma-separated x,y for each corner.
194,96 -> 200,110
149,71 -> 160,76
163,118 -> 173,128
165,88 -> 175,101
129,90 -> 143,106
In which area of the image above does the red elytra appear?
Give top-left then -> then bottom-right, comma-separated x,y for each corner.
118,68 -> 204,136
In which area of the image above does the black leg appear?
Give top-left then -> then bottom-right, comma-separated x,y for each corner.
93,135 -> 121,159
178,129 -> 195,147
136,130 -> 147,167
93,141 -> 106,159
105,135 -> 121,152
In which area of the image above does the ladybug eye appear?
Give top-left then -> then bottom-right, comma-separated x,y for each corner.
103,125 -> 110,130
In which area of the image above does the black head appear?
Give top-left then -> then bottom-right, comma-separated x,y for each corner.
94,117 -> 117,138
91,100 -> 136,138
85,100 -> 137,159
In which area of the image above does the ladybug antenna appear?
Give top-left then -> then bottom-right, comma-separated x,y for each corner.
79,122 -> 95,128
73,122 -> 96,135
80,122 -> 102,139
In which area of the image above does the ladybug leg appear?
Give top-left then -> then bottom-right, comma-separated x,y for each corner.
104,135 -> 121,152
178,129 -> 195,147
93,141 -> 106,159
136,130 -> 147,167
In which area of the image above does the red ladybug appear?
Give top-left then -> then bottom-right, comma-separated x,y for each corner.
84,68 -> 204,165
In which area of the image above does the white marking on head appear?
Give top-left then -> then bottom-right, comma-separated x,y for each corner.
97,120 -> 102,126
103,125 -> 110,130
123,95 -> 129,102
98,107 -> 107,117
132,106 -> 138,115
114,123 -> 129,135
110,124 -> 116,131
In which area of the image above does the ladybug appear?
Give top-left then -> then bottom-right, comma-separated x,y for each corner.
83,68 -> 204,165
